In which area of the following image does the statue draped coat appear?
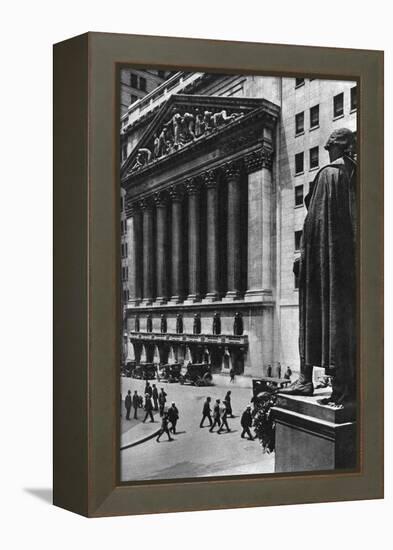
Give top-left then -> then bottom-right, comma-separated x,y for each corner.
298,156 -> 357,389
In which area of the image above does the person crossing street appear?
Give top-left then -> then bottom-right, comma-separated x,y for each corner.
217,400 -> 231,433
156,413 -> 173,442
240,406 -> 254,440
200,396 -> 213,428
142,393 -> 154,423
209,399 -> 222,432
167,402 -> 179,434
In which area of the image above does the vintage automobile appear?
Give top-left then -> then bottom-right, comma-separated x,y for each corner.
130,362 -> 157,380
179,362 -> 213,386
157,363 -> 182,383
121,361 -> 135,377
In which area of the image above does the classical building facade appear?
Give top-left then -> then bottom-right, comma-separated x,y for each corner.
120,72 -> 357,377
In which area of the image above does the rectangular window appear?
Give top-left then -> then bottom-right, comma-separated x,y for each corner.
295,152 -> 304,174
351,86 -> 357,111
120,196 -> 124,210
310,104 -> 319,128
130,73 -> 138,88
157,70 -> 166,78
309,146 -> 319,170
295,112 -> 304,135
294,230 -> 302,251
295,78 -> 304,87
121,243 -> 124,258
139,76 -> 147,91
333,92 -> 344,118
130,94 -> 138,103
295,185 -> 304,207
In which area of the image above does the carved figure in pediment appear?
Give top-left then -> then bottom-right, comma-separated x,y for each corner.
130,147 -> 152,173
153,133 -> 160,159
182,112 -> 196,141
194,108 -> 203,137
212,109 -> 235,129
157,127 -> 168,157
203,111 -> 213,133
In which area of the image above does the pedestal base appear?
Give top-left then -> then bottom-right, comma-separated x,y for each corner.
202,292 -> 219,303
272,389 -> 357,473
222,290 -> 242,302
184,294 -> 201,304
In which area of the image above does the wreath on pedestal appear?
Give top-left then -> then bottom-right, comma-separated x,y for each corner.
253,391 -> 277,453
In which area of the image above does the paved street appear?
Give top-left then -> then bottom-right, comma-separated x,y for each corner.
120,375 -> 274,481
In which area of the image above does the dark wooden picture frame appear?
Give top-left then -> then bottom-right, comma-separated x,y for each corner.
53,32 -> 384,517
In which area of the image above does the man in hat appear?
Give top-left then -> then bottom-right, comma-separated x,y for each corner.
167,402 -> 179,434
132,390 -> 139,419
217,400 -> 231,434
209,399 -> 222,432
156,412 -> 173,443
158,387 -> 167,417
281,128 -> 357,406
142,393 -> 154,423
125,390 -> 132,420
240,406 -> 254,440
152,383 -> 159,411
200,396 -> 213,428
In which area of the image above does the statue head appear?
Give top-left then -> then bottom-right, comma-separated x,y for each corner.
324,128 -> 355,161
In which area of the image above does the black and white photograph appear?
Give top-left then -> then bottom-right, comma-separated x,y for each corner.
119,69 -> 358,482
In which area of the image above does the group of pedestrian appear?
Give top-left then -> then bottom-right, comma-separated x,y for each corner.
124,389 -> 142,420
199,390 -> 254,439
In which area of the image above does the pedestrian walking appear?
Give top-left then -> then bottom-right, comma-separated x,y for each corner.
167,402 -> 179,434
240,406 -> 254,440
209,399 -> 221,432
224,390 -> 233,417
156,413 -> 173,442
152,384 -> 159,411
229,367 -> 235,383
158,387 -> 167,416
143,394 -> 154,423
200,396 -> 213,428
125,390 -> 132,420
144,381 -> 153,398
217,400 -> 231,433
132,390 -> 139,419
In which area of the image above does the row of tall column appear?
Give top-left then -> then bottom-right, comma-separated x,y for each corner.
126,148 -> 273,305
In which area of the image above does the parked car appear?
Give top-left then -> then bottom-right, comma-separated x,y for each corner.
179,362 -> 213,386
131,362 -> 157,380
157,363 -> 182,383
121,361 -> 136,377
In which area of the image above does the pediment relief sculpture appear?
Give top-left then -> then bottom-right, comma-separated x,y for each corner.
127,105 -> 245,175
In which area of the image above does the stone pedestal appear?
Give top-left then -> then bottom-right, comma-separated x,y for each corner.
272,389 -> 357,473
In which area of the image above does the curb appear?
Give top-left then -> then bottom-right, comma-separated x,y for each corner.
121,427 -> 161,451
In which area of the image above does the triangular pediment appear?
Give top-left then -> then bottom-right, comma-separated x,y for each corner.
121,94 -> 270,179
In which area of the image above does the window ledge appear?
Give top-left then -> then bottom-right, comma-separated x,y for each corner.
295,171 -> 304,177
333,113 -> 344,121
309,166 -> 319,172
295,130 -> 305,137
309,125 -> 320,132
295,82 -> 305,89
294,204 -> 304,209
350,108 -> 357,114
